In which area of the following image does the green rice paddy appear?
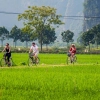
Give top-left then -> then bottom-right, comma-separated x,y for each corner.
0,53 -> 100,100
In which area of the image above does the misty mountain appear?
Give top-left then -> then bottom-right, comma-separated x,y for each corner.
0,0 -> 84,41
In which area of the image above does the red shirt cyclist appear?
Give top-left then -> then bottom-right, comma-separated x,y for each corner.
69,44 -> 76,62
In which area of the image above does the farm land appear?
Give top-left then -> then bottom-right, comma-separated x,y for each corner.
0,53 -> 100,100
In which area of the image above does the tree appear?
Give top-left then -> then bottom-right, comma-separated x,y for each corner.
18,6 -> 63,51
9,25 -> 21,48
91,24 -> 100,48
20,31 -> 32,47
81,30 -> 94,46
81,24 -> 100,48
0,27 -> 9,47
41,26 -> 57,50
61,30 -> 74,46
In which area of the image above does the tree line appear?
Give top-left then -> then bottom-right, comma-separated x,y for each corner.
78,24 -> 100,49
0,6 -> 75,51
1,4 -> 100,52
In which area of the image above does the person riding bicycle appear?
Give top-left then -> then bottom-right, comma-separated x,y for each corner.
29,42 -> 39,63
69,44 -> 76,63
2,43 -> 11,65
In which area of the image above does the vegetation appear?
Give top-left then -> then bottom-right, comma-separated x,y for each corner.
18,6 -> 63,51
41,26 -> 57,50
10,25 -> 21,48
0,53 -> 100,100
79,24 -> 100,49
20,31 -> 32,48
0,27 -> 9,46
0,53 -> 99,66
61,30 -> 74,46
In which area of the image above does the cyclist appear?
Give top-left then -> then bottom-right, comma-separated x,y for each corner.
29,42 -> 39,63
69,44 -> 76,63
2,43 -> 11,65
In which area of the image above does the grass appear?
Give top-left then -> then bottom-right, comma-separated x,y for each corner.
0,53 -> 99,66
0,53 -> 100,100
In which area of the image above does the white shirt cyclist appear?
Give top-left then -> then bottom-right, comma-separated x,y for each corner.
30,45 -> 39,54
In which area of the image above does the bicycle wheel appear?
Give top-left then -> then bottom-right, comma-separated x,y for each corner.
28,57 -> 40,66
8,58 -> 13,67
36,57 -> 40,64
0,58 -> 7,67
71,56 -> 77,64
66,56 -> 71,64
73,56 -> 77,63
28,57 -> 35,66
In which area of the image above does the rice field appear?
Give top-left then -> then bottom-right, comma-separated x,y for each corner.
0,53 -> 99,66
0,53 -> 100,100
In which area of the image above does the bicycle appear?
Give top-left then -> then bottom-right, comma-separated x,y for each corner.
0,54 -> 13,67
28,53 -> 40,66
66,52 -> 77,64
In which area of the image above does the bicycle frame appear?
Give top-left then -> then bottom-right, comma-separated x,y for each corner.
67,54 -> 77,64
28,53 -> 40,66
0,57 -> 12,67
